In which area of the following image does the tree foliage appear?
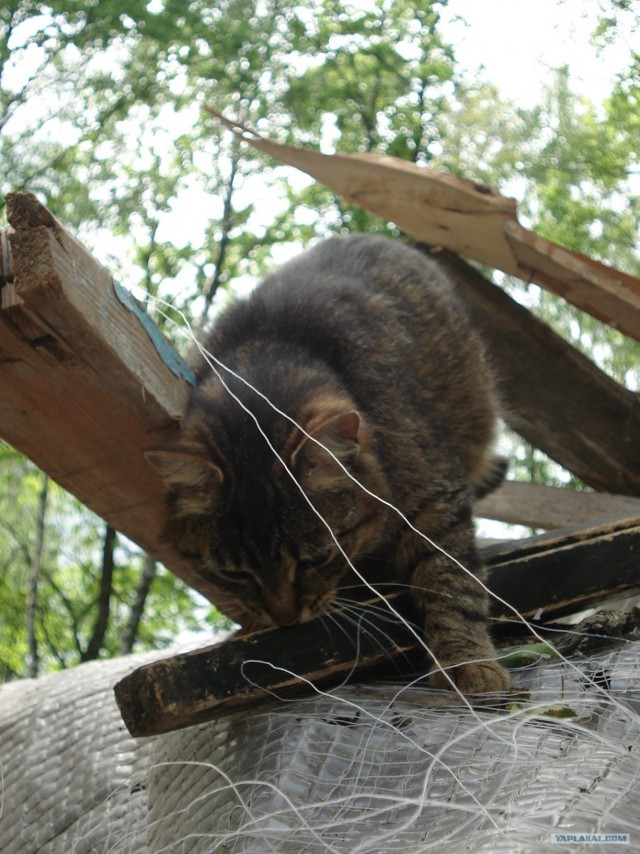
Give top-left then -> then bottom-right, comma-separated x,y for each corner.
1,0 -> 638,676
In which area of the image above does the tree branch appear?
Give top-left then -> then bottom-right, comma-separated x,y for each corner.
197,142 -> 241,330
81,524 -> 116,661
120,553 -> 156,655
24,472 -> 48,678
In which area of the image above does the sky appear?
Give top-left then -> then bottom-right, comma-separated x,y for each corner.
442,0 -> 637,106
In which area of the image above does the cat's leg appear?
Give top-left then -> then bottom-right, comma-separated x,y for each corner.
401,503 -> 510,698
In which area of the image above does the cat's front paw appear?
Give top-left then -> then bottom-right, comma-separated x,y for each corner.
430,659 -> 510,699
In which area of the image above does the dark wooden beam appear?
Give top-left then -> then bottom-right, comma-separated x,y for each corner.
430,249 -> 640,496
114,515 -> 640,736
484,514 -> 640,620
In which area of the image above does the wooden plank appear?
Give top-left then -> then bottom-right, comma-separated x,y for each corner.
432,250 -> 640,495
114,599 -> 423,736
0,192 -> 220,602
484,515 -> 640,622
476,481 -> 640,529
114,516 -> 640,736
211,112 -> 640,342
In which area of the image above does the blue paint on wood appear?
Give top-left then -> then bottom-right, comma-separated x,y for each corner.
112,281 -> 196,387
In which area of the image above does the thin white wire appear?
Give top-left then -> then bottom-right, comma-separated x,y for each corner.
126,288 -> 640,851
147,291 -> 639,720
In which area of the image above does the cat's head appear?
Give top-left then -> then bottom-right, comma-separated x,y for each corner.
147,393 -> 388,628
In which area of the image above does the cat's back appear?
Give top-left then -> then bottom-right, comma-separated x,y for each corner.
196,233 -> 498,486
203,234 -> 469,364
258,233 -> 457,315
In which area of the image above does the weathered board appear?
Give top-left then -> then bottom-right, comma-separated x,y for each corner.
426,247 -> 640,496
484,514 -> 640,620
114,515 -> 640,736
0,192 -> 219,602
212,111 -> 640,342
476,480 -> 640,530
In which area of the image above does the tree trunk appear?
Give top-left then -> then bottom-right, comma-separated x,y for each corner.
82,524 -> 116,661
25,473 -> 48,678
120,554 -> 157,655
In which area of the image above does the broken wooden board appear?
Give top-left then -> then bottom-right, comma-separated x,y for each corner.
114,515 -> 640,736
476,481 -> 640,530
436,249 -> 640,496
3,192 -> 638,620
0,192 -> 220,602
212,112 -> 640,342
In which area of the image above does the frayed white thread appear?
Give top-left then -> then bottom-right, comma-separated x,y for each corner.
239,659 -> 502,833
146,763 -> 343,854
144,292 -> 639,727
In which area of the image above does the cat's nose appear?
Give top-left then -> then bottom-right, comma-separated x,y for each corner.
262,588 -> 300,627
277,614 -> 300,627
269,603 -> 300,626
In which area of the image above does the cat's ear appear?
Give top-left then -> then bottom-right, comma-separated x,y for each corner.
291,410 -> 361,483
145,441 -> 224,491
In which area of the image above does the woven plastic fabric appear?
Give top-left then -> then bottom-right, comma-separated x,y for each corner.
0,650 -> 161,854
1,640 -> 639,853
148,646 -> 640,853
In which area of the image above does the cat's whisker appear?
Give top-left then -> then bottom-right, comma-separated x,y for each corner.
311,609 -> 337,643
333,598 -> 414,631
146,236 -> 628,719
337,581 -> 460,606
339,581 -> 437,592
332,614 -> 395,655
324,603 -> 385,648
325,603 -> 396,655
334,588 -> 458,622
327,602 -> 421,672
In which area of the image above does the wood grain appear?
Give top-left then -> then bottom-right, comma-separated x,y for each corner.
0,192 -> 220,601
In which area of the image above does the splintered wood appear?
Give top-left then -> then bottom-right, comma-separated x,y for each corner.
0,192 -> 219,601
212,111 -> 640,342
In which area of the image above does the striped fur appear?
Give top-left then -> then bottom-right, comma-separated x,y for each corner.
148,235 -> 510,695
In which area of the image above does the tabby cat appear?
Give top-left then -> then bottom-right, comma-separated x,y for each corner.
148,234 -> 510,696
